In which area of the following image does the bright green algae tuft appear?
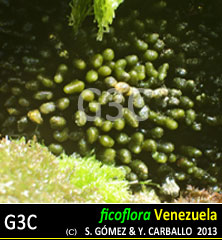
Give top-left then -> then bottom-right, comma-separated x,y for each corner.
0,138 -> 149,203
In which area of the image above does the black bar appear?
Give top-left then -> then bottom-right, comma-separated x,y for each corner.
0,204 -> 221,239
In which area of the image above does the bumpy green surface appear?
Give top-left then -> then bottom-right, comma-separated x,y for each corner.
0,0 -> 222,196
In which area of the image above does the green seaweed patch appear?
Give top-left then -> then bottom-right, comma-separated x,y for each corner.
0,137 -> 160,203
69,0 -> 124,40
59,153 -> 130,202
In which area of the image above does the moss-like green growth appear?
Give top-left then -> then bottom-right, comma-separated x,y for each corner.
59,153 -> 130,203
0,138 -> 71,203
0,138 -> 160,203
